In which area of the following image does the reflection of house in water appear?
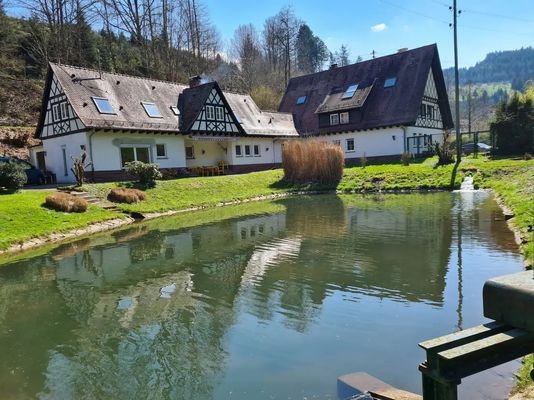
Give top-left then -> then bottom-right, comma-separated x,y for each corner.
24,212 -> 289,399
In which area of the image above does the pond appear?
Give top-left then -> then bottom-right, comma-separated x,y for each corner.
0,192 -> 523,399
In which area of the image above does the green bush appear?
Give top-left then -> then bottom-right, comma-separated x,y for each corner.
0,162 -> 26,191
125,161 -> 162,187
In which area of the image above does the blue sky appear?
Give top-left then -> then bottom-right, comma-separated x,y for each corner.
205,0 -> 534,68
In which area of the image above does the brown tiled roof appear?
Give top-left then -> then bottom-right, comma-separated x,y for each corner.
44,64 -> 186,133
279,44 -> 453,135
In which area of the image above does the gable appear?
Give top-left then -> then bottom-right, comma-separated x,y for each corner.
39,73 -> 86,139
183,85 -> 242,135
415,69 -> 444,129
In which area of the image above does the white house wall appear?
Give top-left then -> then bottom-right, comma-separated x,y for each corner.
322,127 -> 405,158
42,131 -> 88,183
184,140 -> 229,167
90,131 -> 186,171
228,138 -> 284,165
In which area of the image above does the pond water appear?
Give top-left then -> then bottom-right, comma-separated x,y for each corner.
0,192 -> 523,400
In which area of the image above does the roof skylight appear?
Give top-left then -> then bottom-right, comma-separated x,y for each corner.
142,102 -> 163,118
92,97 -> 115,114
170,106 -> 180,116
296,95 -> 307,105
342,84 -> 358,99
384,77 -> 397,88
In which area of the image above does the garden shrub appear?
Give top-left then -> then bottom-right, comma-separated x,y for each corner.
44,192 -> 88,213
400,152 -> 411,166
125,161 -> 162,187
0,162 -> 26,191
108,187 -> 146,204
282,140 -> 344,186
435,131 -> 455,166
360,153 -> 368,168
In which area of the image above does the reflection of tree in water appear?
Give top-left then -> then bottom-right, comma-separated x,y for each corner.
50,239 -> 92,262
129,230 -> 166,263
112,225 -> 149,243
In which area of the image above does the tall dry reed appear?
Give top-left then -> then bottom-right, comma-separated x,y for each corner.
282,140 -> 344,186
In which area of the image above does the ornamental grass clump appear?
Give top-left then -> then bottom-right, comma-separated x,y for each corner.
44,192 -> 88,213
108,187 -> 146,204
282,140 -> 344,186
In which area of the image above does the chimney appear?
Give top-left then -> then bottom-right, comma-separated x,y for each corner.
329,63 -> 338,70
397,48 -> 409,53
189,75 -> 202,88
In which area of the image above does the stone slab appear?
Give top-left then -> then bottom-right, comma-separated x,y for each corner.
483,271 -> 534,333
337,372 -> 421,400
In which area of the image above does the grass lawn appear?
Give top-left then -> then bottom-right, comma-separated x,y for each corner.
0,191 -> 123,250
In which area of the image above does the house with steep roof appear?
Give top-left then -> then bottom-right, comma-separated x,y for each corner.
278,43 -> 453,161
33,65 -> 297,183
33,43 -> 452,183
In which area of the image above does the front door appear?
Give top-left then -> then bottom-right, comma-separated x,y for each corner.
36,151 -> 46,171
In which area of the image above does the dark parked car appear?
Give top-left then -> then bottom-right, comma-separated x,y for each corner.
461,142 -> 492,154
0,156 -> 45,185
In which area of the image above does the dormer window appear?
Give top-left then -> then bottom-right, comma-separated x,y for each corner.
330,113 -> 339,125
384,77 -> 397,88
141,102 -> 162,118
170,106 -> 180,116
342,84 -> 358,99
92,97 -> 115,114
340,112 -> 349,124
296,95 -> 307,105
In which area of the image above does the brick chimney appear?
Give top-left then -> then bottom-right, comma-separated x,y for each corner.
189,75 -> 202,88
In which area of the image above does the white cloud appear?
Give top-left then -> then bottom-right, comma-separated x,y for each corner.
371,23 -> 387,32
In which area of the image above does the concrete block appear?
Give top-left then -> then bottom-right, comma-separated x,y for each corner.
483,271 -> 534,333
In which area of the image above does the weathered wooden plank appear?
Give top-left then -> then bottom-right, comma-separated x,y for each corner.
435,328 -> 534,379
369,387 -> 422,400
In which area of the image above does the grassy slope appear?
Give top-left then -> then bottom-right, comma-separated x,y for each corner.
0,191 -> 123,250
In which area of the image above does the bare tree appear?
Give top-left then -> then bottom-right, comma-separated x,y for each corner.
230,24 -> 262,92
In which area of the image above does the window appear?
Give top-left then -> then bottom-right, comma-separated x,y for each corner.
52,104 -> 61,122
156,144 -> 167,158
92,97 -> 115,114
235,144 -> 242,157
420,104 -> 426,118
120,146 -> 150,167
384,77 -> 397,88
296,95 -> 307,105
244,145 -> 251,156
141,102 -> 162,118
333,140 -> 341,146
342,84 -> 358,99
253,144 -> 260,156
426,105 -> 434,120
206,105 -> 215,120
170,106 -> 180,116
60,102 -> 70,119
185,146 -> 194,159
330,113 -> 339,126
215,106 -> 224,121
339,112 -> 349,124
346,138 -> 355,152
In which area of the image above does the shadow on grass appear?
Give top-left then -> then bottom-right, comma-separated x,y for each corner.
449,160 -> 460,190
0,188 -> 20,195
117,181 -> 152,190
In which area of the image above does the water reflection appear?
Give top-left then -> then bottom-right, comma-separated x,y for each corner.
0,193 -> 523,399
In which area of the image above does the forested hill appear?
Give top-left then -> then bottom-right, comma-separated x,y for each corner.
444,47 -> 534,90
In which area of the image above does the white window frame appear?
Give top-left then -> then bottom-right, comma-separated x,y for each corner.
253,144 -> 260,157
235,144 -> 242,157
330,113 -> 339,126
92,96 -> 115,114
119,144 -> 151,167
52,104 -> 61,122
185,145 -> 195,159
156,143 -> 167,159
244,144 -> 251,157
141,102 -> 163,118
215,106 -> 224,121
206,105 -> 215,120
346,138 -> 355,152
339,112 -> 349,124
60,102 -> 70,119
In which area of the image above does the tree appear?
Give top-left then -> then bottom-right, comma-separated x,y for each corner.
338,44 -> 350,66
490,90 -> 534,155
295,23 -> 328,74
231,24 -> 261,92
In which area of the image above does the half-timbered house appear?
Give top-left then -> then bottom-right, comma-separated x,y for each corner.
278,43 -> 453,161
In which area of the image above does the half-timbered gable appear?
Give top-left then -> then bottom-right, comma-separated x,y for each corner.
39,72 -> 86,138
415,69 -> 444,129
179,82 -> 243,136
